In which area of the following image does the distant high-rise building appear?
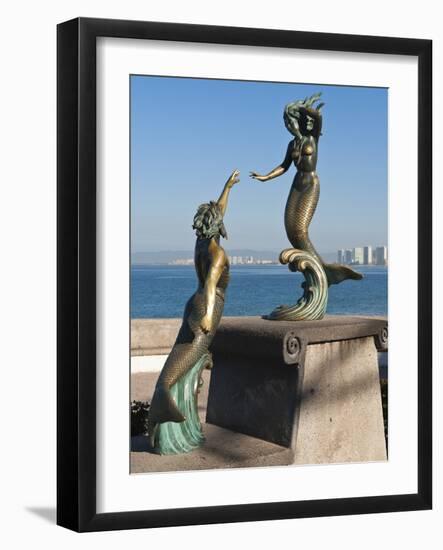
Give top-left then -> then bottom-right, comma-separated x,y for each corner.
344,249 -> 353,264
353,247 -> 364,265
363,246 -> 373,265
375,246 -> 387,266
337,249 -> 345,264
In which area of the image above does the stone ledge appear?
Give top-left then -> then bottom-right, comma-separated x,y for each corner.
131,315 -> 388,358
211,315 -> 388,366
131,318 -> 181,356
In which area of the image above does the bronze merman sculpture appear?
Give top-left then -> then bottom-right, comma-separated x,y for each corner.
250,92 -> 362,320
147,169 -> 240,454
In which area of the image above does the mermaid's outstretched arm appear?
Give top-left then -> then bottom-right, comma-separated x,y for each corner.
250,140 -> 293,182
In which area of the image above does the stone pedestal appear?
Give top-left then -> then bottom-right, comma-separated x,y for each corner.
206,316 -> 388,465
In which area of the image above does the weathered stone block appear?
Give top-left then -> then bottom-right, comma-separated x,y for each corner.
293,337 -> 386,464
206,316 -> 387,464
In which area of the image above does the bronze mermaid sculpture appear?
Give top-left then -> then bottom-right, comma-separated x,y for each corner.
147,169 -> 240,454
250,92 -> 362,320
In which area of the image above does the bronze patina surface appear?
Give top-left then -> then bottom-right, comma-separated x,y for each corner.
147,170 -> 240,454
250,92 -> 362,320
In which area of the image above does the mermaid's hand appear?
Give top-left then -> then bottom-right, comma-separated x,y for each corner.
200,314 -> 212,334
304,91 -> 322,108
249,171 -> 268,182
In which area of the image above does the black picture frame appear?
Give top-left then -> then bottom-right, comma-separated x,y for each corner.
57,17 -> 432,532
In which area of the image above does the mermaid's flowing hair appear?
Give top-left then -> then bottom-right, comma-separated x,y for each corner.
284,92 -> 324,138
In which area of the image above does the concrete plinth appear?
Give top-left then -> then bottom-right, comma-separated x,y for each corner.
207,315 -> 387,464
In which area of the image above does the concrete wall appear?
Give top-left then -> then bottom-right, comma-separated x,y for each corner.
131,318 -> 181,356
131,318 -> 388,373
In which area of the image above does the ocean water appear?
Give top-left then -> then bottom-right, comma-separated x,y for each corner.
131,264 -> 387,319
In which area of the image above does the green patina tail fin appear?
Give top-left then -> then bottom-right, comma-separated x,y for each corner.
150,353 -> 211,455
148,385 -> 186,424
323,263 -> 363,286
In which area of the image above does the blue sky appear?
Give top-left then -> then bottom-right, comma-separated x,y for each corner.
131,75 -> 387,253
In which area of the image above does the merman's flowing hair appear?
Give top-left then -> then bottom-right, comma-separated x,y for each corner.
192,201 -> 227,240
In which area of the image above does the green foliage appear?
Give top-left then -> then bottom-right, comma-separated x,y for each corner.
131,400 -> 150,436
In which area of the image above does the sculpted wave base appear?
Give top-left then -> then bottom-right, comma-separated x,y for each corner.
266,248 -> 328,321
150,354 -> 212,455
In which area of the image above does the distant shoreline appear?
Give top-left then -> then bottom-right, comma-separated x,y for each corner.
131,263 -> 387,268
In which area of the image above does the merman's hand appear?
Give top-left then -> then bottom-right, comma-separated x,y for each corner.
200,314 -> 212,334
227,169 -> 240,188
249,171 -> 268,182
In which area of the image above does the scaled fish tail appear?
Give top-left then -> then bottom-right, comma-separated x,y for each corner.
149,385 -> 186,425
323,262 -> 363,286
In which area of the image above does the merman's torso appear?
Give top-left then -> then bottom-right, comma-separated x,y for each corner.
194,238 -> 230,294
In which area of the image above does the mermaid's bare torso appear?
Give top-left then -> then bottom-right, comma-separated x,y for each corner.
284,136 -> 321,261
284,136 -> 361,286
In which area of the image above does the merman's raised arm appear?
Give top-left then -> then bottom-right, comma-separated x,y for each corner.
199,169 -> 240,334
216,169 -> 240,216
